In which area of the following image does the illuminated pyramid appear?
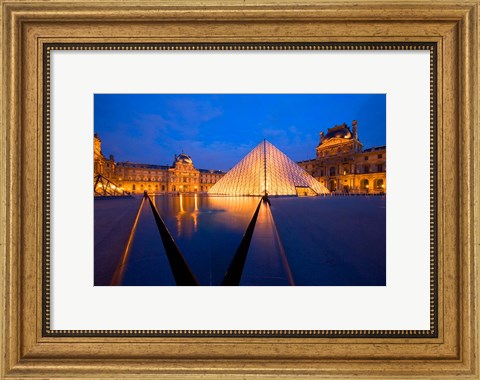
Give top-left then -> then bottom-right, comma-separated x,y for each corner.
209,140 -> 329,196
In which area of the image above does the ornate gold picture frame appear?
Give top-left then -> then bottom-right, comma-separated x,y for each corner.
1,0 -> 478,378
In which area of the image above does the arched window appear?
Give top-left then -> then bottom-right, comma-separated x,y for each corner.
375,178 -> 384,190
329,167 -> 336,176
132,184 -> 136,190
329,180 -> 337,191
360,179 -> 369,191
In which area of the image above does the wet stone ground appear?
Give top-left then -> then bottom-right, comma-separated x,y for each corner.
94,195 -> 386,286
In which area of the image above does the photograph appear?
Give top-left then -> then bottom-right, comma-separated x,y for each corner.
3,0 -> 478,375
94,94 -> 387,286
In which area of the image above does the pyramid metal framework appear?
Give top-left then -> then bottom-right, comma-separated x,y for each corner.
209,140 -> 330,196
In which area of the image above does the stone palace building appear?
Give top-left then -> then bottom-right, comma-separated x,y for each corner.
297,120 -> 386,194
95,118 -> 386,196
94,133 -> 224,194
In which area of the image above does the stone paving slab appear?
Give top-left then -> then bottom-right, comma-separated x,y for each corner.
270,196 -> 386,286
94,196 -> 142,285
120,201 -> 176,286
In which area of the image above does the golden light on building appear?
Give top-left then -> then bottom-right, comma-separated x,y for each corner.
93,134 -> 225,196
298,120 -> 386,195
94,120 -> 385,198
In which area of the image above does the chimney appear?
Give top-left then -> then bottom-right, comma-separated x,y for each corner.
352,120 -> 358,139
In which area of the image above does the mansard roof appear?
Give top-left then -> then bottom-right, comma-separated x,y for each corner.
323,123 -> 352,140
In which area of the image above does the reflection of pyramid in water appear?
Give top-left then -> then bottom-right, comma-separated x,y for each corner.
209,140 -> 330,196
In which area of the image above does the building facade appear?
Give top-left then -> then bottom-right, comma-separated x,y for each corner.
94,133 -> 116,179
298,120 -> 386,194
94,134 -> 224,195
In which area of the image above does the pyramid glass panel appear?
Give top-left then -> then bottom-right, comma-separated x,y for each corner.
209,140 -> 329,196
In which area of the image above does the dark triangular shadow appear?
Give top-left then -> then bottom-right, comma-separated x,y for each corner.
221,197 -> 263,285
145,195 -> 199,286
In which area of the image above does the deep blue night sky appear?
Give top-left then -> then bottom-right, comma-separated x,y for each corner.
94,94 -> 386,171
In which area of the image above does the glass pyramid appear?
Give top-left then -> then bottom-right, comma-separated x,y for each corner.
209,140 -> 329,196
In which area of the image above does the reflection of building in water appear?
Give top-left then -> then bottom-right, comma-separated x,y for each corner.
297,120 -> 386,194
169,195 -> 259,237
175,194 -> 199,237
93,133 -> 224,194
209,140 -> 329,196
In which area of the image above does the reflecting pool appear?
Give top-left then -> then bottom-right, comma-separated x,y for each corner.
94,194 -> 386,286
154,195 -> 259,285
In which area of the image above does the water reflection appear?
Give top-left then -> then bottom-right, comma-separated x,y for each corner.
240,200 -> 294,286
175,194 -> 200,237
154,195 -> 260,285
95,195 -> 386,286
193,194 -> 198,232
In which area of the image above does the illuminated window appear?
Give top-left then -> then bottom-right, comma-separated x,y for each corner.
375,178 -> 384,189
360,179 -> 369,190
